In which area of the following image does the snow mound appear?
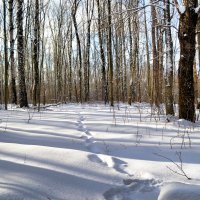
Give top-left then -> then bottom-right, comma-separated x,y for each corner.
176,119 -> 195,128
0,186 -> 48,200
88,154 -> 133,176
158,182 -> 200,200
104,179 -> 161,200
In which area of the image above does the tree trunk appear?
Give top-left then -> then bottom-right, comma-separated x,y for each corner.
164,0 -> 174,116
84,0 -> 94,102
128,0 -> 138,105
96,0 -> 107,104
178,6 -> 198,122
107,0 -> 114,106
9,0 -> 17,105
150,1 -> 160,107
68,23 -> 73,102
33,0 -> 40,106
3,0 -> 9,110
143,0 -> 151,102
17,0 -> 28,107
198,16 -> 200,74
72,0 -> 82,103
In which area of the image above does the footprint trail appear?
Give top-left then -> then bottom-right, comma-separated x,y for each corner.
77,112 -> 134,176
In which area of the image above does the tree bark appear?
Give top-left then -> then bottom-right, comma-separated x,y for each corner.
68,22 -> 73,102
9,0 -> 17,105
72,0 -> 82,103
178,4 -> 198,122
107,0 -> 114,106
96,0 -> 108,104
3,0 -> 9,110
150,0 -> 160,107
143,0 -> 151,103
17,0 -> 28,107
33,0 -> 40,106
164,0 -> 174,116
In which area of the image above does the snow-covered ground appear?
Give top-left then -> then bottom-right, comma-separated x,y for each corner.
0,103 -> 200,200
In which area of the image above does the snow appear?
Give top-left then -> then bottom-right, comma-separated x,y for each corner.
0,103 -> 200,200
158,182 -> 200,200
179,6 -> 186,14
195,5 -> 200,13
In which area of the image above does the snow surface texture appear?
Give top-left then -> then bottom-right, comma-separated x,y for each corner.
158,182 -> 200,200
0,103 -> 200,200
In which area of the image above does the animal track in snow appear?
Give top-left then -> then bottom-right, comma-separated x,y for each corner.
103,178 -> 162,200
88,154 -> 133,176
76,114 -> 91,136
77,113 -> 100,152
77,113 -> 134,176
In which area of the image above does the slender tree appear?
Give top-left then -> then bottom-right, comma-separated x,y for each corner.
17,0 -> 28,107
68,22 -> 73,102
3,0 -> 9,110
96,0 -> 108,104
33,0 -> 40,106
143,0 -> 151,102
164,0 -> 174,116
83,0 -> 94,102
9,0 -> 17,105
72,0 -> 82,103
150,0 -> 160,107
107,0 -> 114,106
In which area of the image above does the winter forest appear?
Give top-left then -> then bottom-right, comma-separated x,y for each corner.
1,0 -> 200,199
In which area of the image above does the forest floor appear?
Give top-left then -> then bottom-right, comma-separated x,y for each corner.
0,103 -> 200,200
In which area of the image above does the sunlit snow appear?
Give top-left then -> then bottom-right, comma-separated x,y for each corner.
0,103 -> 200,200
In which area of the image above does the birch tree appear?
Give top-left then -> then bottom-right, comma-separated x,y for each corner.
164,0 -> 174,115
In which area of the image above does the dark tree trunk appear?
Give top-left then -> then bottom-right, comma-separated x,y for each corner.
198,16 -> 200,75
150,1 -> 160,107
84,0 -> 94,102
33,0 -> 40,106
72,0 -> 82,103
178,7 -> 198,122
3,0 -> 9,110
9,0 -> 17,105
68,23 -> 73,102
17,0 -> 28,107
143,0 -> 151,102
96,0 -> 108,104
127,1 -> 134,105
108,0 -> 114,107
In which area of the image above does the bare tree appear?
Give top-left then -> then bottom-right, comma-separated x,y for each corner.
107,0 -> 114,106
174,0 -> 199,121
33,0 -> 40,106
164,0 -> 174,116
9,0 -> 17,105
143,0 -> 151,103
96,0 -> 108,104
17,0 -> 28,107
72,0 -> 82,103
3,0 -> 9,110
150,0 -> 160,107
83,0 -> 94,102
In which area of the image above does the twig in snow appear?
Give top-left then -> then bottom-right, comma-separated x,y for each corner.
154,151 -> 191,180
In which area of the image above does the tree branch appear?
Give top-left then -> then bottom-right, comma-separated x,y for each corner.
173,0 -> 181,14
